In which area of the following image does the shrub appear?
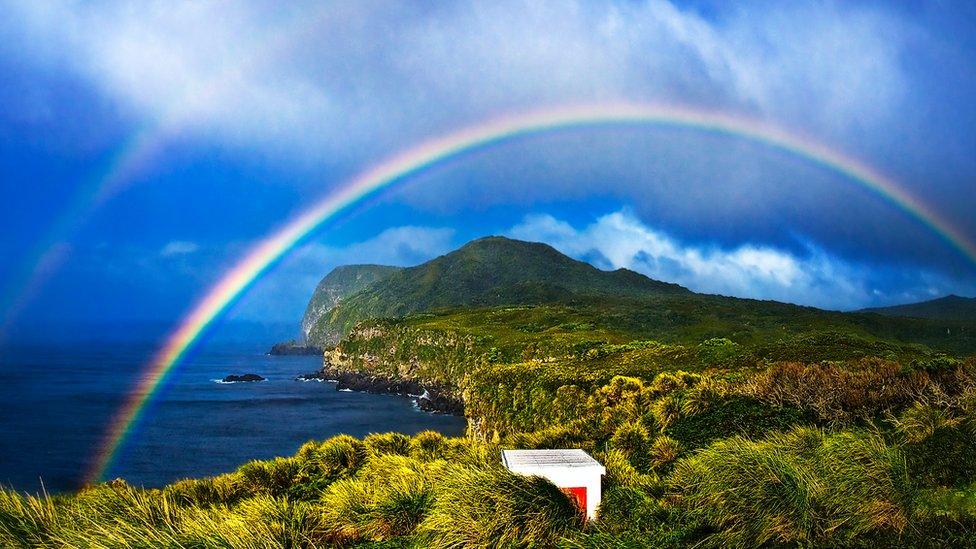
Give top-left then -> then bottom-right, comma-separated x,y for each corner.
648,436 -> 682,470
669,427 -> 914,546
421,467 -> 584,548
365,432 -> 413,458
906,424 -> 976,487
608,422 -> 652,471
651,396 -> 682,432
742,359 -> 961,422
506,421 -> 595,453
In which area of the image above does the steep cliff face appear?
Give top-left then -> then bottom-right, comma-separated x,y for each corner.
325,320 -> 483,385
300,264 -> 401,344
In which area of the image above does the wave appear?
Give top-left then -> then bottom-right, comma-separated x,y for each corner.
295,377 -> 339,383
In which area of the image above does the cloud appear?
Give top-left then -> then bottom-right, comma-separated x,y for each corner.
160,240 -> 199,257
3,1 -> 918,163
507,210 -> 973,310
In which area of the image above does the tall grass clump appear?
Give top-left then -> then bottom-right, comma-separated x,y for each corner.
364,432 -> 413,457
236,457 -> 301,498
0,489 -> 62,547
421,467 -> 585,548
291,434 -> 366,498
608,422 -> 652,471
318,455 -> 437,545
669,426 -> 914,546
163,472 -> 245,506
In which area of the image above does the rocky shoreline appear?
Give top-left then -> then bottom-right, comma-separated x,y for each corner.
318,365 -> 464,415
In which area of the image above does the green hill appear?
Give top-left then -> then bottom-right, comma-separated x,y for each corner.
308,236 -> 688,346
301,264 -> 402,344
861,294 -> 976,322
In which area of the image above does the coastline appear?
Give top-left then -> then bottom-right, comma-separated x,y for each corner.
317,364 -> 465,416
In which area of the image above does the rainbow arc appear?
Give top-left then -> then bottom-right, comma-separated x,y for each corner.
85,102 -> 976,483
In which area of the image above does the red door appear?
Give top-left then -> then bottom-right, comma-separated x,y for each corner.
561,486 -> 587,519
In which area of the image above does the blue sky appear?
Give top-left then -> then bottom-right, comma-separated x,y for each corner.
1,0 -> 975,342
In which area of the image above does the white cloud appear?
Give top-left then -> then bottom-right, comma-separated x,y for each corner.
160,240 -> 199,256
4,1 -> 912,164
508,210 -> 968,310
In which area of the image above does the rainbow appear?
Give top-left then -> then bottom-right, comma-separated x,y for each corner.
85,102 -> 976,483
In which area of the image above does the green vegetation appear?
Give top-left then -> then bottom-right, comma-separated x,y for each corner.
4,237 -> 975,547
310,236 -> 688,346
4,358 -> 974,547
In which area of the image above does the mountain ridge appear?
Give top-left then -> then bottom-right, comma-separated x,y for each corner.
860,294 -> 976,322
306,236 -> 689,346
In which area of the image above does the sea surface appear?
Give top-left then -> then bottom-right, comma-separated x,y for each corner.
0,342 -> 466,493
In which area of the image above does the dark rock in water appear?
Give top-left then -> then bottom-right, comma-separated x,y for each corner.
268,341 -> 323,356
222,373 -> 266,383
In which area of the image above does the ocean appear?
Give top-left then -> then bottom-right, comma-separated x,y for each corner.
0,342 -> 466,493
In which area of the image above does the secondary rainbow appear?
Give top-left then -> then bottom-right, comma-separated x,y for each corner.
86,102 -> 976,483
0,7 -> 329,341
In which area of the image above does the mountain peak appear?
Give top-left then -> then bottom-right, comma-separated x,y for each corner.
305,236 -> 688,346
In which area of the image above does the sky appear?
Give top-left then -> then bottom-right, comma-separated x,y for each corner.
1,0 -> 975,344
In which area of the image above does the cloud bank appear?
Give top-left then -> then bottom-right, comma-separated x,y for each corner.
508,210 -> 972,310
3,1 -> 921,163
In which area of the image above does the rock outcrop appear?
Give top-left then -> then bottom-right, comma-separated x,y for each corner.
222,373 -> 266,382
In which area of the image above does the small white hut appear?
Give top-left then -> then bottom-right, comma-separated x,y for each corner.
501,449 -> 606,521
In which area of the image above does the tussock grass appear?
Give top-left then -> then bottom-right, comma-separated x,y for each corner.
318,455 -> 437,545
669,427 -> 915,546
420,467 -> 585,548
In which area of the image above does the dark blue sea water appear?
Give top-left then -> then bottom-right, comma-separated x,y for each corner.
0,342 -> 466,493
